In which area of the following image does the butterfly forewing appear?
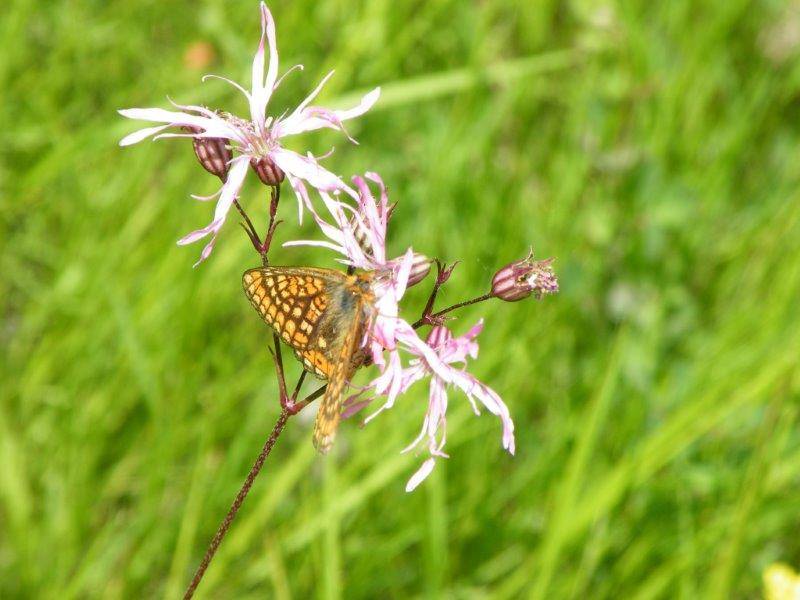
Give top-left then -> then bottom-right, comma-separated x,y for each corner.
243,267 -> 343,359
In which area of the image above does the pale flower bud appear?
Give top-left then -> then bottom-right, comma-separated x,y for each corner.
407,254 -> 433,287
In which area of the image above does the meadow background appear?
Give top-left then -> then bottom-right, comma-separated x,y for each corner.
2,0 -> 800,598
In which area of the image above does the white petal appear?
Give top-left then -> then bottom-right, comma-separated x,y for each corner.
271,148 -> 345,192
405,458 -> 436,492
250,2 -> 279,128
119,124 -> 170,146
275,86 -> 381,138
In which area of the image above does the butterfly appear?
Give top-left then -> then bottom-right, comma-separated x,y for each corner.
242,266 -> 375,453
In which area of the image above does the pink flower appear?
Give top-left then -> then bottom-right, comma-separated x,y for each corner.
284,176 -> 513,492
370,321 -> 516,492
285,174 -> 429,357
285,172 -> 391,270
118,2 -> 380,265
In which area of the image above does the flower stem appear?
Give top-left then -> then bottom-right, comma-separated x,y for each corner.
412,293 -> 494,329
234,198 -> 262,251
260,185 -> 283,266
183,332 -> 321,598
183,408 -> 290,599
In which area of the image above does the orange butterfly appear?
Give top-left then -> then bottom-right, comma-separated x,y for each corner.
242,267 -> 374,452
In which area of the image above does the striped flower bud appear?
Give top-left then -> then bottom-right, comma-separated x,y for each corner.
407,254 -> 433,287
183,126 -> 232,180
426,325 -> 453,348
250,156 -> 285,186
491,251 -> 558,302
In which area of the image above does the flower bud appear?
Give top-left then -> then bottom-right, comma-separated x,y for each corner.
183,126 -> 232,180
407,254 -> 433,287
491,251 -> 558,302
426,325 -> 453,348
250,156 -> 285,186
351,216 -> 370,254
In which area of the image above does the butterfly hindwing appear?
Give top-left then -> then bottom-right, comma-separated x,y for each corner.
312,302 -> 365,453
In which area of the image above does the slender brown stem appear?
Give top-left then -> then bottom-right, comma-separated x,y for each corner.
234,198 -> 262,251
260,186 -> 282,265
412,288 -> 495,329
427,293 -> 494,321
183,408 -> 290,599
184,330 -> 320,598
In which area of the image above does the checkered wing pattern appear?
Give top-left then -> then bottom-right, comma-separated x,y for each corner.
243,266 -> 371,453
242,267 -> 345,378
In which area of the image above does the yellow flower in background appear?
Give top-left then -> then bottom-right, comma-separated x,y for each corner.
764,563 -> 800,600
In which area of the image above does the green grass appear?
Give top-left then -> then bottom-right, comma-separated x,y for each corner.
3,0 -> 800,598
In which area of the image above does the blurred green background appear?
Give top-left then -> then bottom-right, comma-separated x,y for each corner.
3,0 -> 800,598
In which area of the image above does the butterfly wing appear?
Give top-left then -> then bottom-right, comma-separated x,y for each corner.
243,266 -> 369,453
312,301 -> 366,453
242,267 -> 345,354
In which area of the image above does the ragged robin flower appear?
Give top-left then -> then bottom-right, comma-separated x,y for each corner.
118,2 -> 380,265
372,321 -> 515,491
289,175 -> 518,490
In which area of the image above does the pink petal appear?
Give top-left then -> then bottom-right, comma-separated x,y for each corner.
177,218 -> 222,246
118,108 -> 238,139
336,87 -> 381,121
192,235 -> 217,268
285,173 -> 310,224
212,157 -> 250,222
273,70 -> 336,138
273,64 -> 304,90
201,75 -> 251,105
283,239 -> 345,252
176,157 -> 249,248
341,398 -> 373,420
451,371 -> 516,455
190,189 -> 223,202
405,458 -> 436,492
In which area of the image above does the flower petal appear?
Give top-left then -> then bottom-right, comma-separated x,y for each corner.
273,70 -> 336,138
176,157 -> 249,251
177,218 -> 222,246
271,148 -> 345,192
251,2 -> 279,129
405,458 -> 436,492
119,124 -> 171,146
118,107 -> 239,139
275,87 -> 381,138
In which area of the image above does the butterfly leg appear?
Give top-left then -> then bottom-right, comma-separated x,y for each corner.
291,384 -> 327,414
